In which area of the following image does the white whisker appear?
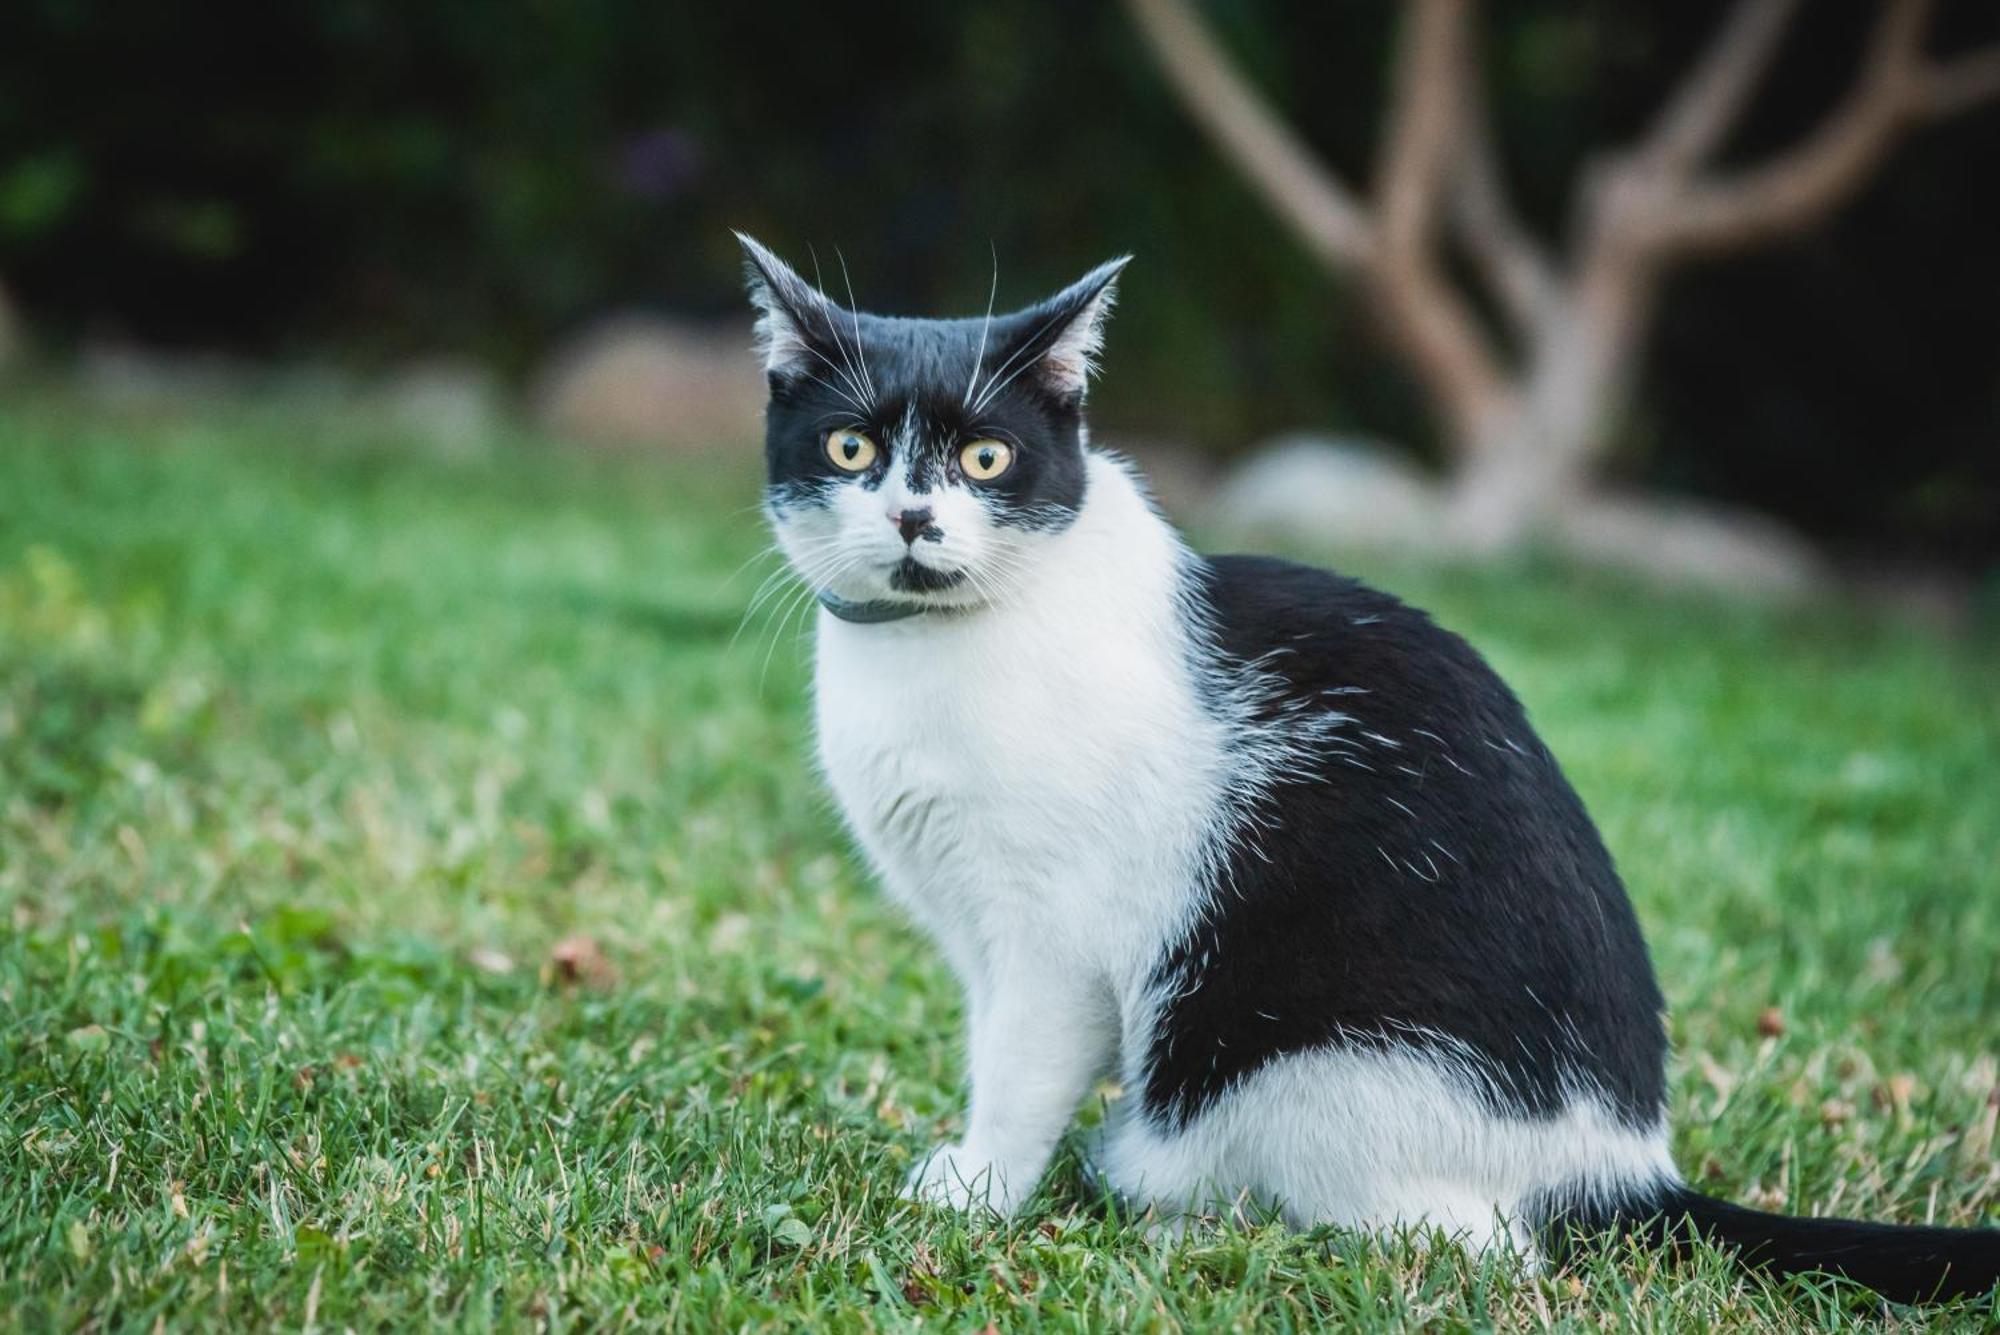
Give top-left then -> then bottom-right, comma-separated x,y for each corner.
964,241 -> 1000,409
969,299 -> 1078,414
834,248 -> 876,401
806,245 -> 873,412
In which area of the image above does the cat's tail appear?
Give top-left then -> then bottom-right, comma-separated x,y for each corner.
1560,1182 -> 2000,1304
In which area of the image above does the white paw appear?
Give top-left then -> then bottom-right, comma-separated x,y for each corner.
901,1144 -> 1015,1216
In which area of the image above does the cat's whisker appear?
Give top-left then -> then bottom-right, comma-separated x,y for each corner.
760,548 -> 865,691
790,277 -> 873,409
793,360 -> 870,416
968,299 -> 1079,415
738,562 -> 807,625
752,593 -> 806,692
755,573 -> 826,690
731,535 -> 854,649
964,241 -> 1000,409
807,245 -> 876,412
797,346 -> 872,415
720,540 -> 793,590
788,551 -> 868,666
740,546 -> 818,606
833,247 -> 877,401
953,550 -> 1027,616
741,531 -> 846,593
812,322 -> 872,412
732,566 -> 810,651
966,567 -> 1011,615
970,340 -> 1060,416
728,564 -> 811,649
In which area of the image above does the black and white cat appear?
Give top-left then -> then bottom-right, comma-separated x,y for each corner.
736,234 -> 1998,1303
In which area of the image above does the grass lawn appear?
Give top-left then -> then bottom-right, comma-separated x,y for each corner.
1,394 -> 1996,1331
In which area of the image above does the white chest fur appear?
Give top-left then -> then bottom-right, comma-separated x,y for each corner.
811,456 -> 1221,996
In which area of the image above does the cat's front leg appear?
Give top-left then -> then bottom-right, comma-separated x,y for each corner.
904,953 -> 1115,1217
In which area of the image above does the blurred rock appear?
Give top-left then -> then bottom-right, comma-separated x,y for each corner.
261,360 -> 368,417
1212,434 -> 1444,550
534,315 -> 764,451
74,344 -> 512,458
1209,432 -> 1833,601
1842,560 -> 1974,631
1554,493 -> 1829,600
375,357 -> 508,459
77,342 -> 257,409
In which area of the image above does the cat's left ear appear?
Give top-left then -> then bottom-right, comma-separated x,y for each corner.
734,232 -> 843,382
1002,256 -> 1131,402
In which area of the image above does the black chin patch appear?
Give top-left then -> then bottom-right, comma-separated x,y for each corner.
889,559 -> 967,593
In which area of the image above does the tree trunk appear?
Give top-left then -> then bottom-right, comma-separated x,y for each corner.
1441,324 -> 1629,552
1442,241 -> 1657,551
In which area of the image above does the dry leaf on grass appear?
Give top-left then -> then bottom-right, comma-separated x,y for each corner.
547,935 -> 617,989
1872,1072 -> 1917,1126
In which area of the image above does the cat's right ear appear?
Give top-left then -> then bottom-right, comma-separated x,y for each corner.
735,232 -> 837,382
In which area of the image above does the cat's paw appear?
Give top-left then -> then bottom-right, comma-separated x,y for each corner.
901,1144 -> 1015,1216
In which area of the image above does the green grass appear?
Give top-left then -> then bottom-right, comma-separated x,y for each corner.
1,394 -> 1995,1331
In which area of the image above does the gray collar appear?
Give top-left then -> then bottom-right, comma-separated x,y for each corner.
815,591 -> 929,624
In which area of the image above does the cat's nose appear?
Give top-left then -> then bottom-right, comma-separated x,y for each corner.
891,507 -> 937,545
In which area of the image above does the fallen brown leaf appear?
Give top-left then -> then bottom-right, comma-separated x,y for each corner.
1747,1182 -> 1787,1210
548,934 -> 616,989
1873,1072 -> 1917,1126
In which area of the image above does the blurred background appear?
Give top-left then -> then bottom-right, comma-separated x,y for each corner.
2,0 -> 1997,605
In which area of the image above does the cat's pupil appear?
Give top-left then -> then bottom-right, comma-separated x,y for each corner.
978,449 -> 994,468
842,440 -> 857,459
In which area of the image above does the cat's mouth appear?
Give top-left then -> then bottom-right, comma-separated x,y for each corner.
887,558 -> 968,594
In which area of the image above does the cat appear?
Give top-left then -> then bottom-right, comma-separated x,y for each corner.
734,233 -> 1998,1304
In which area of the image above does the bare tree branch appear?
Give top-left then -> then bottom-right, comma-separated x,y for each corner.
1373,0 -> 1514,442
1919,44 -> 2000,119
1120,0 -> 1999,542
1449,23 -> 1561,335
1121,0 -> 1377,269
1639,0 -> 1803,178
1642,0 -> 2000,258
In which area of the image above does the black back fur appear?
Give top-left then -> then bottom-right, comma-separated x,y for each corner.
1147,553 -> 1997,1305
1146,556 -> 1668,1130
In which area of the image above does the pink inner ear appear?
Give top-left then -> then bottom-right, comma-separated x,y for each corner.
738,233 -> 852,382
1040,290 -> 1112,397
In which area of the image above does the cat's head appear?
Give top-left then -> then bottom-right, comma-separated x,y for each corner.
738,233 -> 1126,618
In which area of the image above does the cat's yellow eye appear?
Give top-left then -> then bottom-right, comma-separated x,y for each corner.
960,439 -> 1014,482
825,428 -> 878,472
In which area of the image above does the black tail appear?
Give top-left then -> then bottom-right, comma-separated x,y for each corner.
1581,1184 -> 2000,1305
